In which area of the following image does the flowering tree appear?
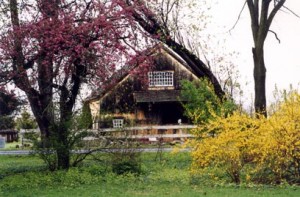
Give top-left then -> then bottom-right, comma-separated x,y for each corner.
0,0 -> 144,169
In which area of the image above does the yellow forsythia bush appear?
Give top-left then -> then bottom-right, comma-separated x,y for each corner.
255,93 -> 300,183
190,93 -> 300,184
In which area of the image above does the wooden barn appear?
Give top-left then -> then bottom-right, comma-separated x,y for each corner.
85,44 -> 202,140
0,129 -> 18,142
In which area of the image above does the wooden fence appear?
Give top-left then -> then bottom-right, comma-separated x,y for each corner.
20,124 -> 197,143
89,124 -> 197,142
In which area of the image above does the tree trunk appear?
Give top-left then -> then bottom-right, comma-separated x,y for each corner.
252,47 -> 267,117
246,0 -> 286,117
57,149 -> 70,170
7,0 -> 91,170
57,126 -> 70,170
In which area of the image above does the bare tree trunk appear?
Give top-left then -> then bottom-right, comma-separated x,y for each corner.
252,47 -> 267,117
246,0 -> 286,117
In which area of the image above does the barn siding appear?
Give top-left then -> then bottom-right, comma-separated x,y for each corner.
87,45 -> 199,130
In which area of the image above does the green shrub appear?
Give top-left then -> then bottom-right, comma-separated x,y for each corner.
180,79 -> 236,125
112,160 -> 141,175
108,137 -> 142,175
76,103 -> 93,130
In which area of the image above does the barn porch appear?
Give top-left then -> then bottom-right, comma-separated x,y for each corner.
0,130 -> 18,142
133,90 -> 189,125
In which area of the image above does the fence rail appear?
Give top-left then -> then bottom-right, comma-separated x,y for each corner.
95,124 -> 197,132
88,125 -> 196,141
20,125 -> 197,142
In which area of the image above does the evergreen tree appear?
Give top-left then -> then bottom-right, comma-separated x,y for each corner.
0,89 -> 23,130
77,103 -> 93,130
15,110 -> 37,130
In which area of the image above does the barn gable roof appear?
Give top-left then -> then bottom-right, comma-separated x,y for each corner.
0,129 -> 18,134
85,43 -> 201,103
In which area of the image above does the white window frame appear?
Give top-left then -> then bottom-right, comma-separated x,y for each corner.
113,119 -> 124,128
93,122 -> 99,130
148,71 -> 174,87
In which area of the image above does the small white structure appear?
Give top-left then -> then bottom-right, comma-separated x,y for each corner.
0,137 -> 5,148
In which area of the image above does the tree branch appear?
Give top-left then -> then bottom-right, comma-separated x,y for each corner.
269,29 -> 280,43
246,0 -> 259,40
267,0 -> 286,30
229,0 -> 247,33
259,0 -> 272,41
281,3 -> 300,18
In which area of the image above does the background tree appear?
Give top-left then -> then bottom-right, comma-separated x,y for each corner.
0,0 -> 143,170
0,88 -> 23,130
76,103 -> 93,130
245,0 -> 286,117
15,110 -> 37,130
149,0 -> 242,100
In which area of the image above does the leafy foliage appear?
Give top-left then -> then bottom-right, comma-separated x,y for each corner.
76,103 -> 93,130
31,118 -> 91,171
109,137 -> 142,175
112,160 -> 141,175
180,79 -> 236,125
0,89 -> 23,130
0,89 -> 22,116
15,110 -> 37,130
0,116 -> 15,130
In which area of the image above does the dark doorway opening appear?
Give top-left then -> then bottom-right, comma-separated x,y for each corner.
158,102 -> 187,124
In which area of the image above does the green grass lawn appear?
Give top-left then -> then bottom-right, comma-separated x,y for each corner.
0,152 -> 299,197
2,141 -> 19,149
1,139 -> 33,150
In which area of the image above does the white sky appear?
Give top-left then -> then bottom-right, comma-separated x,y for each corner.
208,0 -> 300,108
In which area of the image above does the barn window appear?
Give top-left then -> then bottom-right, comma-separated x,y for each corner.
148,71 -> 174,87
113,119 -> 124,128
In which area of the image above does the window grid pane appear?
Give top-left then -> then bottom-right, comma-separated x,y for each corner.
113,119 -> 124,128
148,71 -> 173,87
